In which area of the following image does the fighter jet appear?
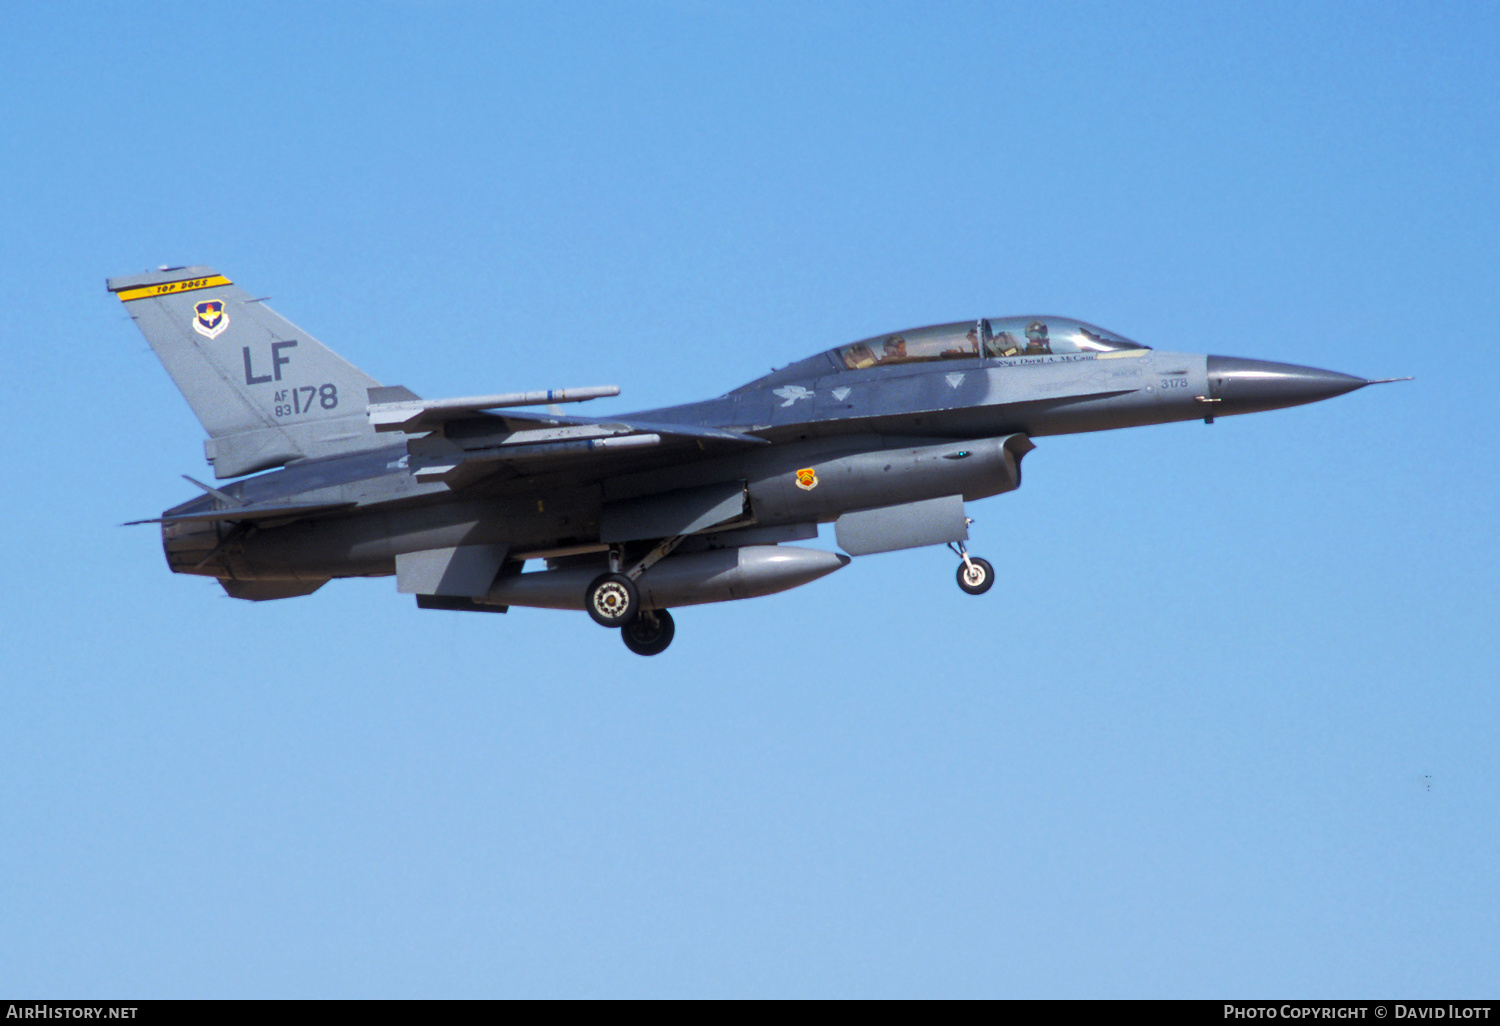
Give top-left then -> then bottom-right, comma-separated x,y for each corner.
110,266 -> 1401,655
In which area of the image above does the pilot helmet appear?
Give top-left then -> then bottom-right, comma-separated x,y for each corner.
1025,320 -> 1048,341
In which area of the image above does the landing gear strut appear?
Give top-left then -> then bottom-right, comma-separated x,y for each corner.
622,609 -> 675,656
585,538 -> 687,629
949,541 -> 994,595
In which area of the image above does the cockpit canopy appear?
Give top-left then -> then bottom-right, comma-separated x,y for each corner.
832,317 -> 1148,371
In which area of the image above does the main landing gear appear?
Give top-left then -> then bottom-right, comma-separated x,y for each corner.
948,541 -> 994,595
586,546 -> 681,655
586,572 -> 639,627
622,609 -> 675,656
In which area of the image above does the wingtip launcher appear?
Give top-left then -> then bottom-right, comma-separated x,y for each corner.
367,386 -> 621,433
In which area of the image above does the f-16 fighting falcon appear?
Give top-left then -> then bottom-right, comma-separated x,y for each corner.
110,266 -> 1402,655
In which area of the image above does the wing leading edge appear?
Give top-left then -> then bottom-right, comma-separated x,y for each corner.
368,389 -> 767,488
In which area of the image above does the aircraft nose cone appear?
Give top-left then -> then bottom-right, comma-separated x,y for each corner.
1207,356 -> 1368,415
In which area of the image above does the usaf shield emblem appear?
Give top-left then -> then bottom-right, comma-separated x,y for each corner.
795,467 -> 819,491
193,299 -> 228,339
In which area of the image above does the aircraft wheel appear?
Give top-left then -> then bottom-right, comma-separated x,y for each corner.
956,556 -> 994,595
586,572 -> 640,627
622,609 -> 675,656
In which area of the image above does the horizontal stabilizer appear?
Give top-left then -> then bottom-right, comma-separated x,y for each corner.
126,500 -> 355,526
416,595 -> 509,614
221,578 -> 329,601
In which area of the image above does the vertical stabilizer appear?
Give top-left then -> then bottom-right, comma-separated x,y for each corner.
107,266 -> 391,478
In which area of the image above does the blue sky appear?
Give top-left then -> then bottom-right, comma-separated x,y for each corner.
3,1 -> 1496,997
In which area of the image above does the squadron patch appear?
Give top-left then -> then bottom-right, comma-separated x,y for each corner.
795,467 -> 819,491
193,299 -> 229,339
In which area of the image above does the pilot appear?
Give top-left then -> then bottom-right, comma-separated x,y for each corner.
1024,320 -> 1051,355
881,336 -> 908,362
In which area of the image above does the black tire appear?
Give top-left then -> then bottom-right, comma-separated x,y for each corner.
622,609 -> 675,656
586,572 -> 640,627
956,556 -> 994,595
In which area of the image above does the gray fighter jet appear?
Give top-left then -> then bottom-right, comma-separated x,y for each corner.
110,266 -> 1400,655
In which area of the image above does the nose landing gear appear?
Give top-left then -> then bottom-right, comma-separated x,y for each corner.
948,541 -> 994,595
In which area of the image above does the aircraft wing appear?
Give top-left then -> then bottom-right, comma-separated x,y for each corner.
370,397 -> 768,488
467,409 -> 767,445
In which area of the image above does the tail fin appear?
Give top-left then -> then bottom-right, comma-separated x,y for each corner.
107,266 -> 392,478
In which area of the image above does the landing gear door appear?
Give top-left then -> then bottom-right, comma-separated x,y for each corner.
835,494 -> 969,556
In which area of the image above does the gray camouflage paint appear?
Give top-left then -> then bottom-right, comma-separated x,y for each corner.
110,266 -> 1378,637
